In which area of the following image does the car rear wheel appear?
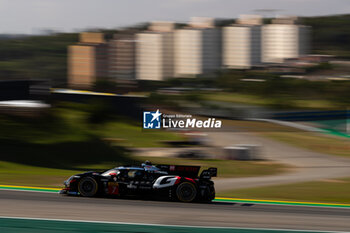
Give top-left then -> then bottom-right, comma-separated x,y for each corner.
78,177 -> 98,197
202,185 -> 215,203
176,182 -> 197,202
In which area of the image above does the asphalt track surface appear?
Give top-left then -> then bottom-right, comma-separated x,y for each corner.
0,190 -> 350,232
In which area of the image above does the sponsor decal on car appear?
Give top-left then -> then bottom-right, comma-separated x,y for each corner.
107,182 -> 119,195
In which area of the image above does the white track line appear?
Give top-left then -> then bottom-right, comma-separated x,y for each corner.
0,216 -> 348,233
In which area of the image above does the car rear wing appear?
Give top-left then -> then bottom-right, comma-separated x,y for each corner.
200,167 -> 217,179
156,165 -> 201,178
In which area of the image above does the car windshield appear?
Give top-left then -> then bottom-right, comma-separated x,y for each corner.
101,169 -> 119,176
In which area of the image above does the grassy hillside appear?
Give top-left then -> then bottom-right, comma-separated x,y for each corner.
301,14 -> 350,58
0,33 -> 78,85
0,103 -> 185,169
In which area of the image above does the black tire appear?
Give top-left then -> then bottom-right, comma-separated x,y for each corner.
199,185 -> 215,203
207,185 -> 215,202
176,182 -> 197,202
78,177 -> 98,197
210,186 -> 216,201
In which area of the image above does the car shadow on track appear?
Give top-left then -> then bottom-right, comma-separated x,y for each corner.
62,194 -> 255,207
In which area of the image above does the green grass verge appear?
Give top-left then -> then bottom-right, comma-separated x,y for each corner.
202,92 -> 336,110
224,120 -> 350,158
218,178 -> 350,204
0,157 -> 288,189
0,161 -> 80,188
261,131 -> 350,157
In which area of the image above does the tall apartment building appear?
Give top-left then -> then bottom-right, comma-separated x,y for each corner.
223,15 -> 262,69
175,17 -> 221,77
68,32 -> 108,88
262,17 -> 310,63
136,22 -> 175,81
67,17 -> 312,86
108,33 -> 136,80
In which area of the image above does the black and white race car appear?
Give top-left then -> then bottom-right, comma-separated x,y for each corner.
60,161 -> 217,202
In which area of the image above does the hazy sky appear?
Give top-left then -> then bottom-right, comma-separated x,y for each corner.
0,0 -> 349,34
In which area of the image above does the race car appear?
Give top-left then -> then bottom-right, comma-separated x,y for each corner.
60,161 -> 217,202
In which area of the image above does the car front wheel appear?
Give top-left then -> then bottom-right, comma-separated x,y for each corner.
78,177 -> 98,197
